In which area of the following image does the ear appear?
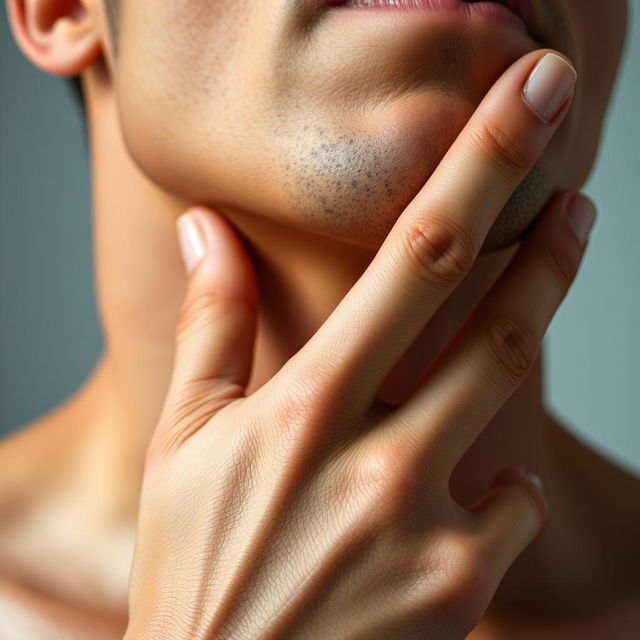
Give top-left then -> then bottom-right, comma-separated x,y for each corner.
6,0 -> 100,77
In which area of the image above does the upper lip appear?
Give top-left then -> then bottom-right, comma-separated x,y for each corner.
327,1 -> 542,41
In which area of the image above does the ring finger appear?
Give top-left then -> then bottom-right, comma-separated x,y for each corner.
282,49 -> 578,421
374,190 -> 595,478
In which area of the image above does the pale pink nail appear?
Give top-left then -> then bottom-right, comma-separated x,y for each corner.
524,471 -> 545,493
566,194 -> 596,246
522,53 -> 577,124
176,212 -> 206,273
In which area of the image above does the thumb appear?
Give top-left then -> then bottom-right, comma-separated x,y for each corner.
469,466 -> 549,592
170,206 -> 259,402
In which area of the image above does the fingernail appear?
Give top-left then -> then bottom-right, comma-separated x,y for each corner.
521,468 -> 549,543
522,53 -> 577,124
566,194 -> 596,246
177,211 -> 207,273
524,471 -> 544,493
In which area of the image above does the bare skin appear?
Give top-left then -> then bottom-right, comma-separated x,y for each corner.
1,0 -> 639,638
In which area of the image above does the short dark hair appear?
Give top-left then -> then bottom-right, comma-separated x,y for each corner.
67,0 -> 118,120
67,77 -> 86,150
68,76 -> 84,112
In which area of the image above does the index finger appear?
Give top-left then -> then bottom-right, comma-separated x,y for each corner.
281,49 -> 577,417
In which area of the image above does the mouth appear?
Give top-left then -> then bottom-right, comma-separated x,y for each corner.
326,0 -> 541,41
466,0 -> 540,39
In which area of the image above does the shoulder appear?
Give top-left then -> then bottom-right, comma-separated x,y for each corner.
0,393 -> 86,522
0,420 -> 62,522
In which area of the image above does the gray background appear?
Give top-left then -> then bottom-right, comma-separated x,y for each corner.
1,8 -> 638,474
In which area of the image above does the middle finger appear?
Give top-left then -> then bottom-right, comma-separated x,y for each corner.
284,49 -> 577,418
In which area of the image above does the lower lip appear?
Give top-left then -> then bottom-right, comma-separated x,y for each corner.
327,0 -> 529,37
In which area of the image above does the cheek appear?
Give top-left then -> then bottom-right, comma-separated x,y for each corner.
260,24 -> 543,248
115,77 -> 208,199
269,93 -> 482,249
114,1 -> 264,198
273,93 -> 555,253
112,0 -> 626,254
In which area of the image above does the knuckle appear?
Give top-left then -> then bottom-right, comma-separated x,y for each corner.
374,434 -> 440,515
474,119 -> 533,178
329,437 -> 421,528
354,444 -> 406,503
426,535 -> 489,625
272,380 -> 317,432
270,375 -> 340,447
175,289 -> 228,345
484,314 -> 539,382
330,447 -> 396,518
401,216 -> 476,289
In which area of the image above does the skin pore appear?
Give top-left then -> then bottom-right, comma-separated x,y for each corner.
1,0 -> 639,637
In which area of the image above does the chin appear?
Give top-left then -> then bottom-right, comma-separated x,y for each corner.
480,161 -> 553,253
272,96 -> 553,252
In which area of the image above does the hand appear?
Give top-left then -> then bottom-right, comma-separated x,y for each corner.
125,49 -> 592,639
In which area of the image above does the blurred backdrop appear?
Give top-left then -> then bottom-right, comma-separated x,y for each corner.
1,7 -> 639,473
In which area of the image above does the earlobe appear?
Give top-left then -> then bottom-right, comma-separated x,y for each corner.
6,0 -> 101,77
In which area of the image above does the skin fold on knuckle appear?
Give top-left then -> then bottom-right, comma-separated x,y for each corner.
175,289 -> 232,346
148,389 -> 225,459
400,215 -> 476,291
472,118 -> 534,183
483,314 -> 539,384
154,382 -> 254,470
